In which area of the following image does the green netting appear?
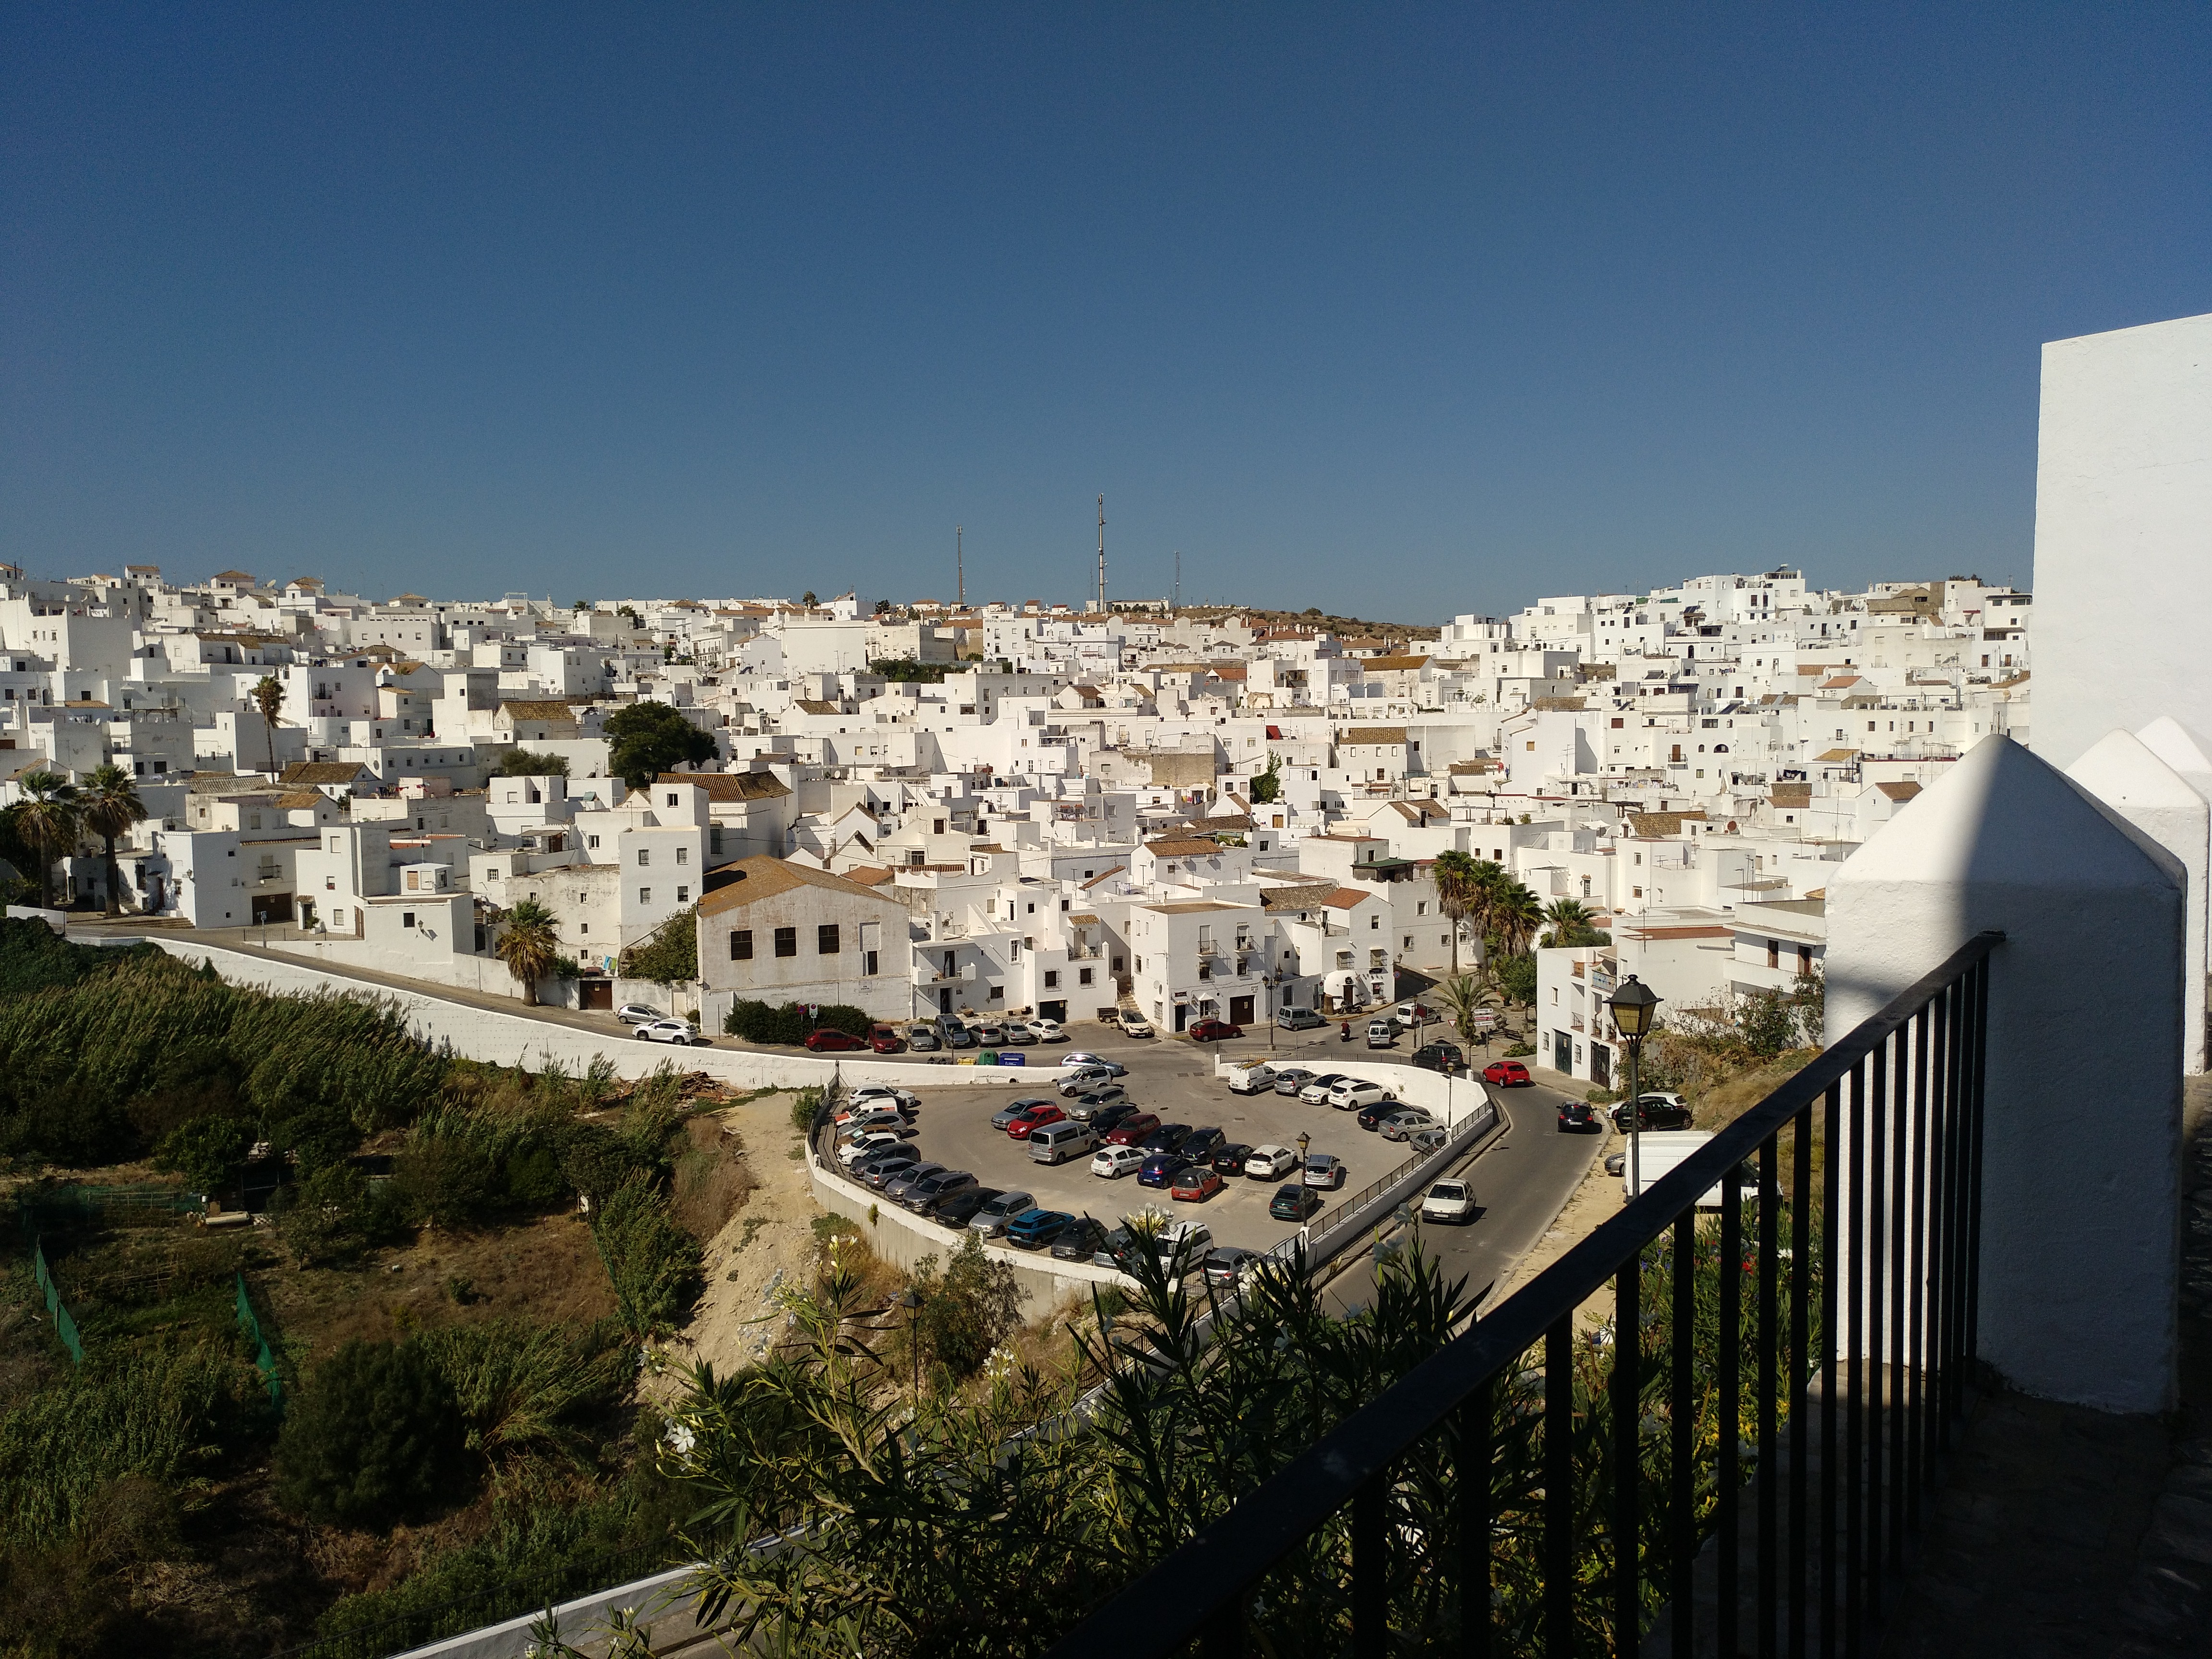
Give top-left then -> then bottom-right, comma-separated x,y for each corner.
30,1237 -> 84,1366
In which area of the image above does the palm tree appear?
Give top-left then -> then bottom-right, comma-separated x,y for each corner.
79,764 -> 148,916
1491,880 -> 1543,960
1540,898 -> 1595,948
495,899 -> 562,1006
1435,972 -> 1486,1043
1431,850 -> 1478,975
12,770 -> 80,909
249,675 -> 285,775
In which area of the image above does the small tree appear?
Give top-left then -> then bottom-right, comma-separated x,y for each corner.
497,749 -> 571,778
1249,752 -> 1281,805
275,1339 -> 467,1526
908,1232 -> 1022,1381
494,899 -> 561,1006
250,675 -> 286,774
623,906 -> 697,993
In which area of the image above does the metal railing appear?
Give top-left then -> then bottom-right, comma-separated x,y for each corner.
1051,929 -> 1999,1659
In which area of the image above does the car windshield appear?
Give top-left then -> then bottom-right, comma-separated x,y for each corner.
1431,1183 -> 1466,1200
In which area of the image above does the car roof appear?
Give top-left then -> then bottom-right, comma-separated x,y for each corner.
1250,1143 -> 1288,1156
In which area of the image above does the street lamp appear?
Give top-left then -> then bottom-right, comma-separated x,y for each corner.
898,1287 -> 923,1398
1296,1130 -> 1310,1171
1607,974 -> 1662,1200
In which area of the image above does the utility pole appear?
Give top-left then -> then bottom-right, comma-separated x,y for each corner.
1174,550 -> 1180,613
956,525 -> 964,608
1096,494 -> 1106,616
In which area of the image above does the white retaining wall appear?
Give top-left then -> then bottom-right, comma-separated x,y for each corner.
1211,1053 -> 1488,1127
105,936 -> 1059,1091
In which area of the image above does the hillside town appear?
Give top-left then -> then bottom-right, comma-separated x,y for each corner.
0,562 -> 2030,1081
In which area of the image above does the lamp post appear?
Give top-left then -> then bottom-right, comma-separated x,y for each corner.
898,1286 -> 922,1398
1607,974 -> 1661,1200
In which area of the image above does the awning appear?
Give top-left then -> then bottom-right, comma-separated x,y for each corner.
1266,725 -> 1283,739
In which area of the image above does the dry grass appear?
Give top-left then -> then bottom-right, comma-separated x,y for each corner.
672,1116 -> 756,1240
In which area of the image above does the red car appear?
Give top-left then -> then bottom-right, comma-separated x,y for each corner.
805,1028 -> 869,1053
1187,1019 -> 1244,1042
868,1024 -> 904,1054
1005,1103 -> 1067,1140
1104,1112 -> 1163,1146
1483,1059 -> 1533,1087
1170,1166 -> 1225,1202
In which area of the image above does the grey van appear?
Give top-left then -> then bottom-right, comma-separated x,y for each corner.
1030,1121 -> 1099,1165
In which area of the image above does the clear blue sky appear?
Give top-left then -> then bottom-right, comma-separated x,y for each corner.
4,5 -> 2207,618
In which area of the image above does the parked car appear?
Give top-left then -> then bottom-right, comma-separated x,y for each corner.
832,1108 -> 904,1137
1154,1220 -> 1213,1271
1243,1143 -> 1299,1180
1394,1002 -> 1438,1028
1119,1013 -> 1154,1038
906,1023 -> 943,1052
1171,1166 -> 1226,1202
1484,1060 -> 1533,1086
1059,1067 -> 1119,1098
836,1129 -> 905,1165
992,1096 -> 1055,1131
1380,1108 -> 1438,1142
1094,1225 -> 1139,1270
1029,1122 -> 1097,1165
973,1022 -> 1007,1046
1558,1101 -> 1598,1131
1408,1126 -> 1449,1154
1068,1086 -> 1129,1116
902,1169 -> 976,1212
867,1023 -> 905,1054
1051,1217 -> 1108,1261
1027,1017 -> 1067,1043
846,1086 -> 918,1116
1059,1053 -> 1126,1076
1137,1154 -> 1190,1189
804,1027 -> 869,1053
1201,1245 -> 1263,1290
1006,1103 -> 1066,1140
1272,1067 -> 1317,1096
1224,1060 -> 1276,1094
1086,1101 -> 1140,1134
636,1019 -> 708,1046
997,1022 -> 1038,1046
855,1146 -> 922,1187
968,1190 -> 1037,1237
939,1022 -> 978,1049
1303,1153 -> 1348,1190
1354,1100 -> 1397,1132
1270,1183 -> 1324,1221
1421,1179 -> 1476,1224
883,1162 -> 948,1205
1091,1144 -> 1147,1179
615,1003 -> 661,1025
1299,1073 -> 1348,1105
1365,1020 -> 1397,1048
1412,1042 -> 1466,1074
1104,1113 -> 1162,1146
1187,1018 -> 1244,1042
1328,1079 -> 1393,1112
1178,1127 -> 1230,1165
1140,1123 -> 1193,1154
1210,1141 -> 1255,1178
927,1186 -> 999,1228
1006,1209 -> 1074,1250
1609,1093 -> 1694,1132
1276,1007 -> 1327,1032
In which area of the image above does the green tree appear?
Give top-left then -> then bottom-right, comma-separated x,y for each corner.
1434,972 -> 1488,1042
12,771 -> 79,908
249,675 -> 286,774
1249,752 -> 1281,805
1540,898 -> 1599,948
494,899 -> 562,1006
907,1231 -> 1023,1381
78,764 -> 148,916
603,702 -> 716,790
800,591 -> 817,608
1431,850 -> 1480,974
1490,879 -> 1542,960
152,1112 -> 258,1192
275,1339 -> 467,1527
624,906 -> 697,989
592,1173 -> 703,1338
497,748 -> 571,777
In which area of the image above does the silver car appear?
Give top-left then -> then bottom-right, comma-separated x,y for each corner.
968,1190 -> 1037,1237
883,1162 -> 947,1206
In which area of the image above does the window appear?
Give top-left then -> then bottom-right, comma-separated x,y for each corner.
1079,966 -> 1094,986
637,848 -> 650,866
710,825 -> 724,854
775,926 -> 797,957
402,912 -> 416,928
1767,939 -> 1780,970
1404,936 -> 1413,950
588,834 -> 601,850
1417,901 -> 1427,915
865,950 -> 878,975
731,929 -> 754,960
987,985 -> 1004,1002
639,887 -> 652,904
676,846 -> 689,866
676,886 -> 690,903
1370,914 -> 1381,930
666,792 -> 679,806
1045,970 -> 1059,988
817,924 -> 840,955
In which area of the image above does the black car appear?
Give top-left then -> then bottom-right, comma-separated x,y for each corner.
1609,1095 -> 1695,1132
927,1186 -> 1000,1228
1355,1101 -> 1397,1133
1137,1153 -> 1191,1188
1141,1122 -> 1193,1154
1178,1127 -> 1229,1165
1557,1101 -> 1599,1132
1088,1101 -> 1140,1134
1269,1184 -> 1324,1222
1412,1041 -> 1466,1075
1210,1141 -> 1255,1178
1052,1217 -> 1109,1262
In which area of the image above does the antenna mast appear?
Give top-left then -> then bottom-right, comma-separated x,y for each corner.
1096,493 -> 1106,615
956,525 -> 964,608
1174,550 -> 1180,612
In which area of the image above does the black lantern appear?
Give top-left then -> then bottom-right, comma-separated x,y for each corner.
1608,974 -> 1660,1039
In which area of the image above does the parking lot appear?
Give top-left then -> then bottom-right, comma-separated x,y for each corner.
842,1013 -> 1521,1253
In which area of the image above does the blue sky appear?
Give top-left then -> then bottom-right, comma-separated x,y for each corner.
4,5 -> 2207,618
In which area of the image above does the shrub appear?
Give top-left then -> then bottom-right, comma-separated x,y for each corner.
723,1000 -> 871,1044
414,1319 -> 633,1467
908,1233 -> 1022,1381
789,1086 -> 825,1135
282,1164 -> 407,1266
151,1112 -> 257,1192
1492,953 -> 1538,1005
592,1174 -> 703,1338
275,1339 -> 468,1527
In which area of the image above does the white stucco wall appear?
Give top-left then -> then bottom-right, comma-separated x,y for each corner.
2030,311 -> 2212,770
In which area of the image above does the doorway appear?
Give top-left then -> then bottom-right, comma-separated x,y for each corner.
1590,1044 -> 1611,1089
1173,1004 -> 1190,1033
1228,995 -> 1255,1025
579,979 -> 613,1011
1555,1029 -> 1574,1074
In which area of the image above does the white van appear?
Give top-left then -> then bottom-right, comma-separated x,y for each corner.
1224,1059 -> 1277,1094
1366,1019 -> 1397,1048
1620,1130 -> 1760,1209
1030,1121 -> 1099,1165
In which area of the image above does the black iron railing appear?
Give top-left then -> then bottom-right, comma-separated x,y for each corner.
1050,930 -> 2000,1659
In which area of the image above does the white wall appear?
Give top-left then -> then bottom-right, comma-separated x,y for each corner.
2031,311 -> 2212,770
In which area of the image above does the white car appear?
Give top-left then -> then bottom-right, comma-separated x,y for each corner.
1326,1079 -> 1391,1111
1027,1017 -> 1066,1042
1119,1014 -> 1154,1038
1299,1074 -> 1347,1106
635,1019 -> 708,1046
1243,1143 -> 1299,1180
838,1130 -> 907,1166
1059,1052 -> 1124,1075
1154,1219 -> 1214,1270
1420,1179 -> 1476,1224
849,1086 -> 920,1114
1091,1145 -> 1146,1179
615,1002 -> 661,1025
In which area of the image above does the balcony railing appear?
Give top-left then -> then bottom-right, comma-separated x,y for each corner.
1050,929 -> 2000,1659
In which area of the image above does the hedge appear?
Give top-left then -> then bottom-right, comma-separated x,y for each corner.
722,1000 -> 873,1044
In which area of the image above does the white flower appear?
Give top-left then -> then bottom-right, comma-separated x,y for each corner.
665,1422 -> 698,1457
